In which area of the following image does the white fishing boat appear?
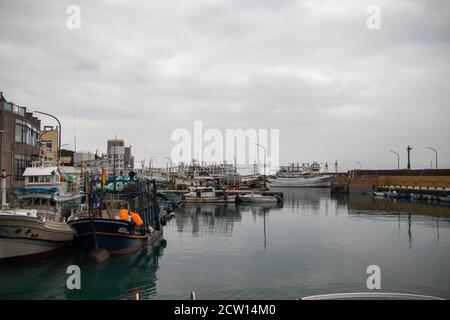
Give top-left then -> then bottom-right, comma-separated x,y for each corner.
386,189 -> 398,198
182,186 -> 236,203
372,191 -> 386,198
0,209 -> 74,261
0,161 -> 82,261
240,193 -> 278,203
267,162 -> 336,188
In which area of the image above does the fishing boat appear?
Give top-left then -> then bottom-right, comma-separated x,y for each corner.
386,189 -> 398,198
182,186 -> 236,204
267,162 -> 336,188
372,191 -> 386,198
410,193 -> 421,200
240,193 -> 279,203
0,161 -> 82,261
68,177 -> 163,258
439,195 -> 450,203
0,209 -> 74,261
410,193 -> 438,201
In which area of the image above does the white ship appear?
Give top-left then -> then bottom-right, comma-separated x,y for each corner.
0,210 -> 74,260
0,161 -> 83,261
267,162 -> 336,188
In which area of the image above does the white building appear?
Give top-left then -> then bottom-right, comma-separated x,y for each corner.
74,152 -> 96,166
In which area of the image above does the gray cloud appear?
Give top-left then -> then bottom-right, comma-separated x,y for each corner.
1,0 -> 449,171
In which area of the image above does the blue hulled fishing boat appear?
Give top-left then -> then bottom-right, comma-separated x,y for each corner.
68,176 -> 163,258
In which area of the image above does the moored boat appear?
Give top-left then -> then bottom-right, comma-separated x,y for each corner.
182,186 -> 236,203
0,209 -> 73,261
68,177 -> 163,258
386,189 -> 398,198
240,193 -> 278,203
0,161 -> 82,261
410,193 -> 439,201
267,162 -> 336,188
372,191 -> 386,198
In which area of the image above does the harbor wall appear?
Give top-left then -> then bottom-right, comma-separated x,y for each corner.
348,177 -> 378,194
345,170 -> 450,194
378,175 -> 450,190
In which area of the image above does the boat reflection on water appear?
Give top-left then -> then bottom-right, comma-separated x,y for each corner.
0,252 -> 75,299
347,194 -> 450,249
348,194 -> 450,218
0,240 -> 167,300
68,240 -> 167,300
176,202 -> 283,237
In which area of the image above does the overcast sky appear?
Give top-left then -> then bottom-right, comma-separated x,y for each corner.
0,0 -> 449,172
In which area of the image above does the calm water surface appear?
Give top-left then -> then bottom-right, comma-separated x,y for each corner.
1,188 -> 450,300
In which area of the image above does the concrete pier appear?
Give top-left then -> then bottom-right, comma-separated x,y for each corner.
343,169 -> 450,195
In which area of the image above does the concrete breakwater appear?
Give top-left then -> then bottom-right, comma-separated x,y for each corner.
341,169 -> 450,195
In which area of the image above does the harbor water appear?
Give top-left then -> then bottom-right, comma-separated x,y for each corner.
1,188 -> 449,300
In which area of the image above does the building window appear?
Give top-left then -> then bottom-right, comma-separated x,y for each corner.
3,102 -> 12,113
14,154 -> 32,181
14,119 -> 39,146
42,140 -> 52,149
29,176 -> 39,183
15,122 -> 22,143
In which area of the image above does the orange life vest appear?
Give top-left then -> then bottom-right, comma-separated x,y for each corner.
131,212 -> 143,227
119,209 -> 129,221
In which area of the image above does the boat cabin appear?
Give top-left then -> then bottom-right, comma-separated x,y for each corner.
17,161 -> 83,221
23,165 -> 63,190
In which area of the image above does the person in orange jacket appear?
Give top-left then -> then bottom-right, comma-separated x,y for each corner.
119,208 -> 130,221
130,212 -> 143,227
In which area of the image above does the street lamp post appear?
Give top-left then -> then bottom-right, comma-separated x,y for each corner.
231,155 -> 237,173
390,151 -> 400,170
227,155 -> 237,186
165,157 -> 173,181
33,111 -> 62,163
254,143 -> 267,176
149,156 -> 156,177
426,147 -> 438,170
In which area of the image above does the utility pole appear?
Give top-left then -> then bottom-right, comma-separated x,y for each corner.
254,143 -> 267,176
